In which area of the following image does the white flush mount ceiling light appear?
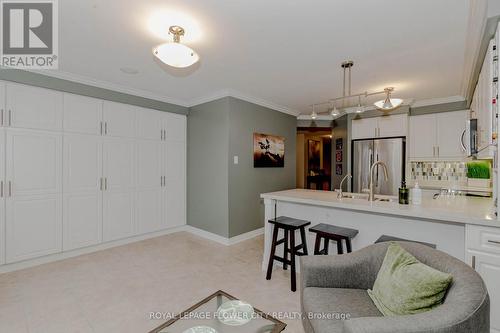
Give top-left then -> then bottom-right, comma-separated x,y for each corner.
374,87 -> 403,111
153,25 -> 200,68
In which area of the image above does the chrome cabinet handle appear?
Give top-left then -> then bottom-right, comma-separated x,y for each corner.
0,109 -> 3,126
8,181 -> 11,197
437,146 -> 439,157
104,177 -> 107,190
8,109 -> 12,126
0,181 -> 3,197
99,177 -> 103,191
100,121 -> 103,135
472,255 -> 476,270
104,122 -> 108,135
487,240 -> 500,245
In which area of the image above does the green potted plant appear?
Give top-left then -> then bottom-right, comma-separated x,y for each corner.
466,161 -> 491,189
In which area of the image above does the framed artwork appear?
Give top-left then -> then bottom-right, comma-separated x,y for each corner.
335,138 -> 343,151
253,133 -> 285,168
307,140 -> 321,172
336,164 -> 343,175
336,150 -> 342,163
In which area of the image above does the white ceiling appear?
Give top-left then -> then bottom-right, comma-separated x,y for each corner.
56,0 -> 470,114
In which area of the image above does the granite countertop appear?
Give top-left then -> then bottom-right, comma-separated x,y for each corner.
261,189 -> 499,228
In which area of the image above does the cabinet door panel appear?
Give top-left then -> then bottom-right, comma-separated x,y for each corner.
436,110 -> 467,159
0,130 -> 4,265
63,133 -> 102,250
351,117 -> 378,140
63,93 -> 102,135
378,114 -> 408,138
136,140 -> 162,189
467,251 -> 500,332
6,194 -> 62,263
6,129 -> 62,196
6,83 -> 63,131
103,101 -> 136,138
136,108 -> 162,141
103,192 -> 135,242
409,114 -> 436,159
103,138 -> 135,192
164,113 -> 186,141
136,189 -> 163,234
63,193 -> 102,250
163,141 -> 186,228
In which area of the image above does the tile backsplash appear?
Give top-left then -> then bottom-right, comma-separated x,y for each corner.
409,161 -> 467,185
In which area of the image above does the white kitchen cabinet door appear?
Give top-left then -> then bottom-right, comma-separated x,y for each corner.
378,114 -> 408,138
102,101 -> 137,138
0,129 -> 5,265
351,117 -> 378,140
136,108 -> 163,141
436,110 -> 467,159
409,114 -> 437,159
5,129 -> 62,196
164,113 -> 187,141
63,134 -> 102,250
5,83 -> 63,131
467,251 -> 500,332
163,141 -> 186,228
136,139 -> 162,234
102,137 -> 135,241
63,93 -> 103,135
6,193 -> 62,263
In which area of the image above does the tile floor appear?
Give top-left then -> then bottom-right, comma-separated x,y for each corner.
0,232 -> 304,333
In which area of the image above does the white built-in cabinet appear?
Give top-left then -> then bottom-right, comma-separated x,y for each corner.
351,114 -> 408,140
466,225 -> 500,333
409,110 -> 468,160
0,82 -> 187,267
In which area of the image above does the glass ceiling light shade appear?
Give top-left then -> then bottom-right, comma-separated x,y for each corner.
311,106 -> 317,120
153,26 -> 199,68
355,96 -> 364,113
330,103 -> 340,117
374,87 -> 403,111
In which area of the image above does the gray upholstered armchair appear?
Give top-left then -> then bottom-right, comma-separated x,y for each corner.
300,241 -> 489,333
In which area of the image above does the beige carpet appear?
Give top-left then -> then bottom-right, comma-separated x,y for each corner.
0,232 -> 304,333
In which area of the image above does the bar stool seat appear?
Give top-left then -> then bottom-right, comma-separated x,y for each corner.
309,223 -> 358,255
266,216 -> 311,292
375,235 -> 436,248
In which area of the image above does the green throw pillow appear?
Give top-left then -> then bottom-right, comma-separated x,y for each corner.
367,242 -> 453,316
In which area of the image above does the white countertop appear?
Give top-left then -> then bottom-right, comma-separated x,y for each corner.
261,189 -> 499,228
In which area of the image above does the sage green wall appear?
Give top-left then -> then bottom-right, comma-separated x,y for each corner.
227,97 -> 296,238
0,69 -> 188,115
187,97 -> 231,238
187,96 -> 297,238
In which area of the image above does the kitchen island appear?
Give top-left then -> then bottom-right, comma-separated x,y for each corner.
260,189 -> 498,268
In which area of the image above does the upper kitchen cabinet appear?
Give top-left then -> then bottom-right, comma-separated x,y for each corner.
351,114 -> 408,140
5,83 -> 63,131
63,93 -> 103,135
164,113 -> 186,141
102,101 -> 137,138
136,107 -> 163,141
409,110 -> 468,160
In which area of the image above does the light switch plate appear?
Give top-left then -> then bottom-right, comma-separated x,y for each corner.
233,156 -> 239,164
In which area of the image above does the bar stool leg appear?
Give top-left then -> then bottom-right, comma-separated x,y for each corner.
290,230 -> 297,292
313,234 -> 321,255
283,229 -> 289,270
346,238 -> 352,253
336,239 -> 344,255
323,238 -> 330,255
299,227 -> 308,255
266,224 -> 279,280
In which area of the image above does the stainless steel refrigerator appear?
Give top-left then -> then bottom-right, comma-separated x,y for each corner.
351,138 -> 405,196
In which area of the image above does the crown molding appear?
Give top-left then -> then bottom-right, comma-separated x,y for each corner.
21,68 -> 192,107
188,88 -> 300,116
411,95 -> 466,108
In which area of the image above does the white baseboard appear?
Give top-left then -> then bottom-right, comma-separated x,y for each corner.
184,225 -> 264,246
0,226 -> 186,274
0,225 -> 264,274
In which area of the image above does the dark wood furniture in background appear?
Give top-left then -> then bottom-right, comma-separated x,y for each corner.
309,223 -> 359,255
266,216 -> 311,292
306,174 -> 331,190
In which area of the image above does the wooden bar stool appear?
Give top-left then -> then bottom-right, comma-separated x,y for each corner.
265,216 -> 310,292
309,223 -> 358,255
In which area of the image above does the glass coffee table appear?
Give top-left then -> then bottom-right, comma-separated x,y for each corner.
149,290 -> 286,333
